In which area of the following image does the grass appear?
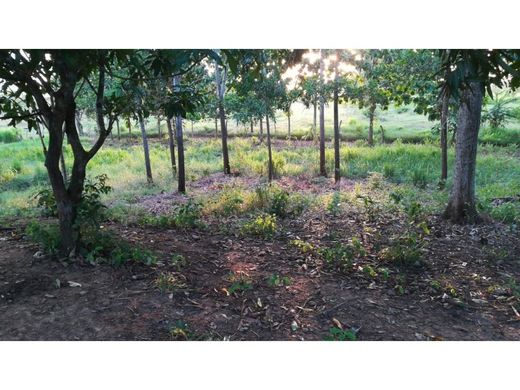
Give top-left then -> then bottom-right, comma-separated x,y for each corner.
1,104 -> 520,225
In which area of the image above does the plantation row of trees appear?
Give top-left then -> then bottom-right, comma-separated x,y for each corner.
1,49 -> 519,256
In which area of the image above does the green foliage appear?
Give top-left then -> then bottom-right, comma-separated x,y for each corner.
268,187 -> 289,217
325,327 -> 357,341
0,128 -> 22,143
320,238 -> 366,272
482,92 -> 519,129
25,220 -> 61,254
379,232 -> 423,267
267,274 -> 292,287
227,272 -> 253,294
290,239 -> 315,254
170,254 -> 187,271
155,272 -> 187,292
326,191 -> 342,216
242,213 -> 277,238
411,168 -> 428,188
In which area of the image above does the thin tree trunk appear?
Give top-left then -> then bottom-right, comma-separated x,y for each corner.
440,94 -> 449,183
250,120 -> 254,134
137,110 -> 153,184
287,113 -> 291,138
368,102 -> 376,146
60,148 -> 68,183
319,50 -> 326,177
259,118 -> 264,141
173,76 -> 186,193
157,117 -> 162,138
75,110 -> 83,136
127,118 -> 132,135
215,63 -> 231,175
265,114 -> 273,182
443,80 -> 483,224
313,101 -> 317,137
116,117 -> 120,141
166,117 -> 177,178
36,123 -> 48,158
214,117 -> 218,138
333,53 -> 340,185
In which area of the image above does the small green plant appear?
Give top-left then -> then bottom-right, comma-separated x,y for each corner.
430,280 -> 442,292
389,190 -> 404,205
171,199 -> 202,228
327,191 -> 342,216
25,220 -> 61,254
379,232 -> 423,267
368,172 -> 384,189
155,272 -> 187,292
290,239 -> 315,254
320,239 -> 366,272
169,320 -> 197,341
325,326 -> 357,341
227,272 -> 253,294
267,274 -> 292,287
242,213 -> 277,238
403,200 -> 424,222
170,254 -> 187,271
362,265 -> 378,279
356,194 -> 378,221
269,188 -> 289,217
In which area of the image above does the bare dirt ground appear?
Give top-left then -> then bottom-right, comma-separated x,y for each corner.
1,185 -> 519,340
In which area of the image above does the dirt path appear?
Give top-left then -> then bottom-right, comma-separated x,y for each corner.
1,211 -> 519,340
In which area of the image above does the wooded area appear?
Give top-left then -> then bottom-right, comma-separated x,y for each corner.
1,49 -> 519,341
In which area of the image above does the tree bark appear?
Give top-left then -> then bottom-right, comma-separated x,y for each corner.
319,50 -> 326,177
250,120 -> 254,134
75,110 -> 83,136
265,114 -> 273,182
157,117 -> 162,138
215,63 -> 231,175
443,80 -> 484,224
137,109 -> 153,184
333,53 -> 340,185
215,117 -> 218,138
287,113 -> 291,138
440,93 -> 449,183
127,117 -> 132,135
368,101 -> 376,146
259,118 -> 264,141
173,76 -> 186,193
116,117 -> 120,141
313,101 -> 317,137
166,117 -> 177,178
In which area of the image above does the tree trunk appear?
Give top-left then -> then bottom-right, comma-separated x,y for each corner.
116,117 -> 120,141
214,117 -> 218,138
313,102 -> 317,137
319,50 -> 326,177
250,120 -> 254,134
265,114 -> 273,182
127,118 -> 132,135
287,113 -> 291,138
166,117 -> 177,178
137,110 -> 153,184
215,63 -> 231,175
157,117 -> 162,138
440,93 -> 449,183
333,54 -> 340,185
443,80 -> 484,224
75,110 -> 83,136
368,102 -> 376,146
173,76 -> 186,193
259,118 -> 264,141
60,149 -> 68,183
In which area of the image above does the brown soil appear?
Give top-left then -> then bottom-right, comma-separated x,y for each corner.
1,178 -> 519,341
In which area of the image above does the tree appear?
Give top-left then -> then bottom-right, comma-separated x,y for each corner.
214,52 -> 231,175
439,49 -> 520,223
353,50 -> 394,146
333,50 -> 341,184
0,49 -> 220,255
318,50 -> 327,176
172,75 -> 186,193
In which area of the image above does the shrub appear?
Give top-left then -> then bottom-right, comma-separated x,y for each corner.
171,199 -> 202,228
379,232 -> 423,267
25,220 -> 61,254
411,168 -> 428,188
242,213 -> 277,238
227,272 -> 253,294
0,128 -> 22,143
320,238 -> 366,272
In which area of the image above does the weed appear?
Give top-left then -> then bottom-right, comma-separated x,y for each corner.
379,232 -> 423,267
170,254 -> 187,271
171,200 -> 202,228
362,265 -> 378,279
226,272 -> 253,294
169,320 -> 197,341
327,191 -> 342,216
290,239 -> 315,254
155,272 -> 187,292
411,168 -> 428,188
25,220 -> 61,254
325,327 -> 357,341
320,238 -> 366,272
242,213 -> 277,238
267,274 -> 292,287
